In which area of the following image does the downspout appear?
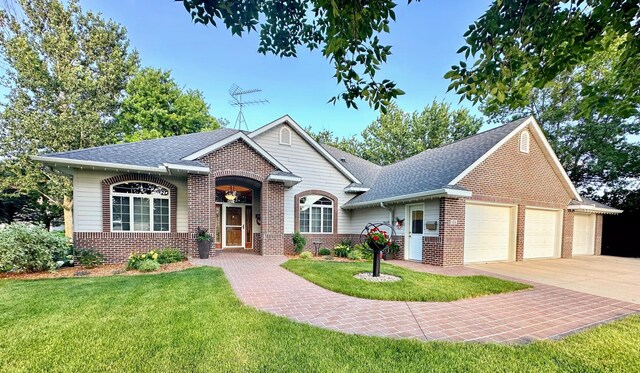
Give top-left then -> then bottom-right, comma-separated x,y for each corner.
380,202 -> 394,226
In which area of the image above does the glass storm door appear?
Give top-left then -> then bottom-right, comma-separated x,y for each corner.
224,206 -> 244,248
409,206 -> 424,261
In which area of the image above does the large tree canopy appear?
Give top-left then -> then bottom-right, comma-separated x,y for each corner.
308,100 -> 482,165
0,0 -> 139,234
116,67 -> 224,142
448,0 -> 639,119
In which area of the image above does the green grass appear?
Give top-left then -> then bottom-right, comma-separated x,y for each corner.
1,267 -> 639,372
281,260 -> 531,301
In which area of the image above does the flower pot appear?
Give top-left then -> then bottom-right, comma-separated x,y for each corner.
367,241 -> 387,252
198,240 -> 211,259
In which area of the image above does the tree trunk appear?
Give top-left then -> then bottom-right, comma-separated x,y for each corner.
63,195 -> 73,238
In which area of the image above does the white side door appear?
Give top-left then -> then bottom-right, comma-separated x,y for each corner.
408,206 -> 423,261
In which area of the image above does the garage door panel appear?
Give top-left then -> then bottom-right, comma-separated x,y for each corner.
524,209 -> 560,259
573,214 -> 595,255
464,204 -> 513,263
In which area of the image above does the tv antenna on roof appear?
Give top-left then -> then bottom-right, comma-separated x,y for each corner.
228,84 -> 269,130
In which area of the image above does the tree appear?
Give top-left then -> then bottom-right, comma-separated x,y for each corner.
0,0 -> 139,236
448,0 -> 639,119
482,36 -> 640,198
359,101 -> 482,165
116,67 -> 223,142
306,100 -> 482,165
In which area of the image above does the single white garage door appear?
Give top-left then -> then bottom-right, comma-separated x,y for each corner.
464,203 -> 514,263
524,208 -> 561,259
573,214 -> 595,255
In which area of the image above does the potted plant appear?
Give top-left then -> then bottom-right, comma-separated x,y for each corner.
384,241 -> 400,260
196,227 -> 212,259
365,227 -> 392,277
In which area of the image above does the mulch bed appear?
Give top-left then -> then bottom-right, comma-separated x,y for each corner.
0,261 -> 194,280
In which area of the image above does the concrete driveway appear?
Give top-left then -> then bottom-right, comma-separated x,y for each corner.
469,255 -> 640,304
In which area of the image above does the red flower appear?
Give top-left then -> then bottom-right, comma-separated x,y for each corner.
372,235 -> 379,241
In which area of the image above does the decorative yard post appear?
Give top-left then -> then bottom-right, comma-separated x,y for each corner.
361,223 -> 395,277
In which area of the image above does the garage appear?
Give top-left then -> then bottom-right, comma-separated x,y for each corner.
464,203 -> 515,264
523,208 -> 561,259
573,213 -> 596,255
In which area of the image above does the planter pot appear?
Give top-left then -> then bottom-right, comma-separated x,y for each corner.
198,240 -> 212,259
367,241 -> 387,253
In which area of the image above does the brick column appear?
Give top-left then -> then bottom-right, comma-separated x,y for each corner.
260,181 -> 285,255
515,204 -> 526,261
431,197 -> 466,267
594,214 -> 603,255
561,209 -> 574,258
188,174 -> 212,257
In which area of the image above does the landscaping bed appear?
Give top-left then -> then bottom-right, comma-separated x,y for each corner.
0,261 -> 193,280
0,267 -> 638,372
281,259 -> 531,302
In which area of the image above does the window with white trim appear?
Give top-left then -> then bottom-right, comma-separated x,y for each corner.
279,127 -> 292,145
299,195 -> 333,233
519,131 -> 530,153
111,182 -> 170,232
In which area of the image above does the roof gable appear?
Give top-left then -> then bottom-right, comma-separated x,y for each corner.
248,115 -> 361,184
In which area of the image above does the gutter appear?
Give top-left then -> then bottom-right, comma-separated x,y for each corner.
567,205 -> 623,214
343,188 -> 472,210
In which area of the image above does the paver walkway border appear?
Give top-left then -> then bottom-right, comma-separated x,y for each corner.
192,252 -> 640,343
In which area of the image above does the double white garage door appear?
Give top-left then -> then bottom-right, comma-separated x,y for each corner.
464,203 -> 562,264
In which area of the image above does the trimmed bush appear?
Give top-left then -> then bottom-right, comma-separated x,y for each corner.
127,250 -> 159,270
75,248 -> 104,268
156,248 -> 184,264
318,248 -> 331,256
347,249 -> 364,260
353,243 -> 372,260
0,223 -> 71,273
137,259 -> 160,272
333,244 -> 350,258
292,232 -> 306,254
299,251 -> 313,260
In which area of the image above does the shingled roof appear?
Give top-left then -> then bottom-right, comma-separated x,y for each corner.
334,118 -> 531,207
321,144 -> 382,188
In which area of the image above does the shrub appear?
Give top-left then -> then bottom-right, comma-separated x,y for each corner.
333,244 -> 351,258
299,251 -> 313,260
292,231 -> 306,254
353,243 -> 372,260
156,248 -> 184,264
0,223 -> 71,273
75,248 -> 105,269
347,249 -> 364,260
137,259 -> 160,272
318,248 -> 331,256
339,238 -> 353,248
127,250 -> 159,270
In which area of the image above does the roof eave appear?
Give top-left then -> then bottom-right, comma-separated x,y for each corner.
267,173 -> 302,187
343,188 -> 471,209
32,155 -> 170,175
567,205 -> 623,214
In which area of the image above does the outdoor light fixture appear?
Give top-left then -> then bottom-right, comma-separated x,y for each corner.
224,190 -> 237,202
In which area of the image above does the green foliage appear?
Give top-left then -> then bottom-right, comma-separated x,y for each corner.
291,231 -> 306,254
137,259 -> 160,272
333,244 -> 351,258
196,227 -> 212,242
299,251 -> 313,260
481,35 -> 639,199
318,248 -> 332,256
180,0 -> 410,112
448,0 -> 639,119
116,67 -> 223,142
75,248 -> 105,269
127,250 -> 159,271
0,223 -> 71,272
347,249 -> 364,260
0,189 -> 63,228
306,101 -> 482,165
0,0 -> 139,225
353,243 -> 372,260
156,248 -> 184,264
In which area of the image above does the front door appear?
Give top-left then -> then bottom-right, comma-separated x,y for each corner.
408,206 -> 423,261
224,205 -> 244,248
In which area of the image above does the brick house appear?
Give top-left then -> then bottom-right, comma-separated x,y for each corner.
33,115 -> 621,266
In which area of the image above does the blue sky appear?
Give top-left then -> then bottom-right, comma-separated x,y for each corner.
82,1 -> 493,137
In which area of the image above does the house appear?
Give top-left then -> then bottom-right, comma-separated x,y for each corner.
33,115 -> 622,266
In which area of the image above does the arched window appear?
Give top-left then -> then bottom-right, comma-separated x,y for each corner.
299,195 -> 333,233
111,182 -> 170,232
279,126 -> 292,145
519,131 -> 530,153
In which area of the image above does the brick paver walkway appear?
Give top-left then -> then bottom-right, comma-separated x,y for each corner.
192,252 -> 640,343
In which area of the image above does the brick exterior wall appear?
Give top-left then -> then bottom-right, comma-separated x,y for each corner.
515,204 -> 526,261
594,214 -> 603,255
421,198 -> 466,267
193,139 -> 284,257
562,210 -> 575,258
74,232 -> 191,264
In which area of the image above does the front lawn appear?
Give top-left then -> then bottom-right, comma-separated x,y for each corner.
1,267 -> 639,372
281,260 -> 530,301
